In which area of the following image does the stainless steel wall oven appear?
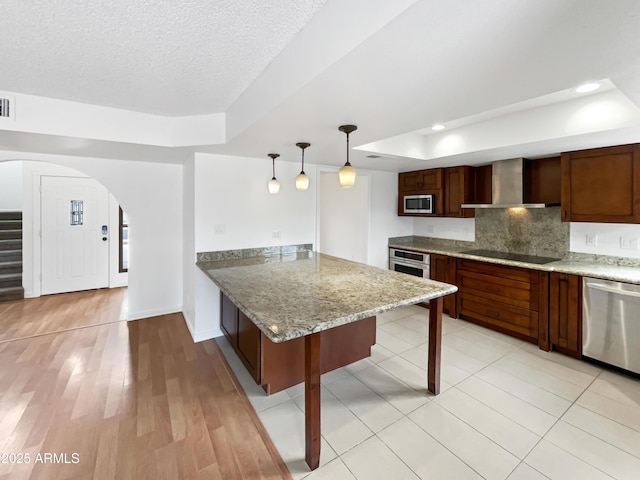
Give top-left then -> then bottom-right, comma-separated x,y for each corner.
389,248 -> 430,279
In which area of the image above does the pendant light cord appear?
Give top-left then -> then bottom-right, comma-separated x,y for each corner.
272,157 -> 276,179
301,148 -> 305,174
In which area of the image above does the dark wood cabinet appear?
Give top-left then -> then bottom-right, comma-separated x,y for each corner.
398,169 -> 443,193
220,292 -> 377,394
398,168 -> 444,216
549,272 -> 582,358
444,166 -> 475,218
474,164 -> 493,204
561,144 -> 640,223
430,254 -> 457,317
524,156 -> 561,205
399,166 -> 485,218
456,259 -> 548,344
221,293 -> 238,346
238,310 -> 260,379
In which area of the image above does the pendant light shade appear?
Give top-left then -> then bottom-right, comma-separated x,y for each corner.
338,125 -> 357,187
295,142 -> 310,191
267,153 -> 280,194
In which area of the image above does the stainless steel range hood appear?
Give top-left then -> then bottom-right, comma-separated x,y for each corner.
461,158 -> 546,209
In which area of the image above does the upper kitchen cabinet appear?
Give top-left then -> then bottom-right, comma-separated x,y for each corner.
398,168 -> 443,193
398,168 -> 444,216
473,164 -> 493,204
444,166 -> 475,218
524,156 -> 561,205
561,144 -> 640,223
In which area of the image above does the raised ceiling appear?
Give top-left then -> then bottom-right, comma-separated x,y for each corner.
1,0 -> 640,171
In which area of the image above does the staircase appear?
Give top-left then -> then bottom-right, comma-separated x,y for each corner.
0,211 -> 24,302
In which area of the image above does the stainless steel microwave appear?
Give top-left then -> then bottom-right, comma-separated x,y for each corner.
403,194 -> 433,214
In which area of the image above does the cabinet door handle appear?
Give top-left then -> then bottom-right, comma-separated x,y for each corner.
487,309 -> 500,318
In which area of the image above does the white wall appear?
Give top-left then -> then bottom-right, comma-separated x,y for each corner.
319,171 -> 369,263
0,152 -> 182,320
413,217 -> 475,242
0,161 -> 23,210
189,152 -> 317,341
0,91 -> 225,147
368,170 -> 413,268
182,154 -> 197,337
570,222 -> 640,259
194,153 -> 316,252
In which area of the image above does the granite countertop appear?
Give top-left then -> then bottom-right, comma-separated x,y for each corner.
197,251 -> 457,343
389,239 -> 640,285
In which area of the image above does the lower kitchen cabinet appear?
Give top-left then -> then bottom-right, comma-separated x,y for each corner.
456,259 -> 549,344
430,253 -> 457,317
237,310 -> 260,379
220,293 -> 238,346
549,272 -> 582,358
220,292 -> 377,394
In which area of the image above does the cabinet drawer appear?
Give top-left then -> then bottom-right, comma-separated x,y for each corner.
457,270 -> 537,310
457,258 -> 539,284
458,293 -> 538,339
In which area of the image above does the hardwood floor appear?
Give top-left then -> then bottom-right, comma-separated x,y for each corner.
0,290 -> 291,479
0,288 -> 126,343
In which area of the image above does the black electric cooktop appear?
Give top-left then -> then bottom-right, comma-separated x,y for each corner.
460,249 -> 560,265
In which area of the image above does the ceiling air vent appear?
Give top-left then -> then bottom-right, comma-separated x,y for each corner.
0,97 -> 11,118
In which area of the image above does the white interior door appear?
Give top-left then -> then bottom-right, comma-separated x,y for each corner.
41,176 -> 110,295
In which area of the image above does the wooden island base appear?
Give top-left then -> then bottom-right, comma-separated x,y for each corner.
221,293 -> 376,395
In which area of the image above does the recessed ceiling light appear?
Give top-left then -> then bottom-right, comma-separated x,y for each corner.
432,124 -> 445,131
575,82 -> 600,93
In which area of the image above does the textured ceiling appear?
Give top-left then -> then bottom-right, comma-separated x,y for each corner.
1,0 -> 640,171
0,0 -> 327,115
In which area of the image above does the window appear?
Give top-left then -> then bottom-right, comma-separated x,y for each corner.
119,207 -> 128,273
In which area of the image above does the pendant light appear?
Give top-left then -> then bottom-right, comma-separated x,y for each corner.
295,142 -> 310,191
267,153 -> 280,194
338,124 -> 357,187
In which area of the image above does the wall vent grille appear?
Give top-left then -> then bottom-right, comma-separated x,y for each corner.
0,98 -> 10,118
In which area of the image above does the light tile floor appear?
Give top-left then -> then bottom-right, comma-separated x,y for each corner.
217,305 -> 640,480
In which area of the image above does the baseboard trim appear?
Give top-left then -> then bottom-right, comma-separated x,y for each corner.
182,310 -> 222,342
126,305 -> 182,321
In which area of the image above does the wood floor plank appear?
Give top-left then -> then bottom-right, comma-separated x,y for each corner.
0,288 -> 291,479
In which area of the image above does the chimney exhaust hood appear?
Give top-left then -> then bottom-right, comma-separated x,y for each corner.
461,158 -> 546,209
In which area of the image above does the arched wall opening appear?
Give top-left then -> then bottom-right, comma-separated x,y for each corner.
0,152 -> 184,321
0,159 -> 128,303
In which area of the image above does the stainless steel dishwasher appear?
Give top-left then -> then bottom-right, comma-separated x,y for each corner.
583,277 -> 640,375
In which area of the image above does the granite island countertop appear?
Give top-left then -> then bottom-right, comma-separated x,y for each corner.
389,238 -> 640,285
197,251 -> 457,343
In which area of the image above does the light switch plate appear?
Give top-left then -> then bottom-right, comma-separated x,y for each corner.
214,224 -> 226,235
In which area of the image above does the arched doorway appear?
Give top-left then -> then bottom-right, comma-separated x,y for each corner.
0,159 -> 128,299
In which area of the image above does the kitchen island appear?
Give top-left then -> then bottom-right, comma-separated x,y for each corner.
197,248 -> 457,471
